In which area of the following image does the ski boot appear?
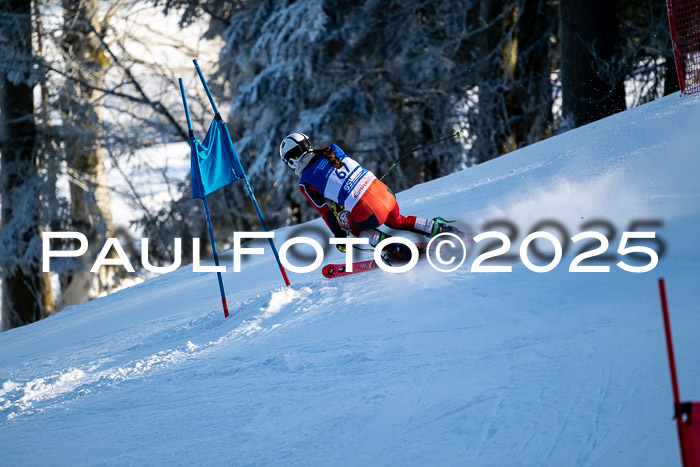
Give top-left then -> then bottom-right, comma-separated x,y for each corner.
429,217 -> 460,238
360,229 -> 389,248
380,242 -> 412,265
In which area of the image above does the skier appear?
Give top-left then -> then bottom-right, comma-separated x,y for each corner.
279,132 -> 456,262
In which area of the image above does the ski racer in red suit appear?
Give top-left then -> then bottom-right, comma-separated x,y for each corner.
279,133 -> 455,258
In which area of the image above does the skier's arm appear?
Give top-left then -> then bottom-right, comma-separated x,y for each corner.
299,183 -> 347,238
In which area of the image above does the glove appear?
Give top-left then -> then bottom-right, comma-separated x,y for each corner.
336,243 -> 347,253
330,202 -> 345,217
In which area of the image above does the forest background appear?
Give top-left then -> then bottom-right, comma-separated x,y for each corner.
0,0 -> 681,329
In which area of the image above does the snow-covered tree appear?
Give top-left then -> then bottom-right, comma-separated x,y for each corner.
56,0 -> 118,306
156,0 -> 479,230
1,0 -> 213,326
0,0 -> 54,328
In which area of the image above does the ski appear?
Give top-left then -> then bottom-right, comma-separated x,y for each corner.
322,258 -> 380,278
322,241 -> 430,279
322,230 -> 473,279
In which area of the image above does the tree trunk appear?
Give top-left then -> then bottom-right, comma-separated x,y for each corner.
510,0 -> 555,147
471,0 -> 510,163
560,0 -> 626,128
0,0 -> 54,329
662,1 -> 680,96
664,52 -> 680,96
60,0 -> 115,307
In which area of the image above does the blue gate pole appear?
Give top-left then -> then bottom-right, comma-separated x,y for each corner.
178,78 -> 230,317
193,60 -> 291,286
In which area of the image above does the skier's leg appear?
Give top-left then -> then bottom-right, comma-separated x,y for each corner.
337,180 -> 392,235
358,229 -> 387,246
386,208 -> 460,238
337,202 -> 380,236
385,204 -> 435,236
335,210 -> 386,247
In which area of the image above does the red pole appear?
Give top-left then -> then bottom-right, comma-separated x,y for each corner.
659,278 -> 681,406
659,278 -> 691,466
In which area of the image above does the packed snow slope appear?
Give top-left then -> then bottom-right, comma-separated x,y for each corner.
2,93 -> 700,465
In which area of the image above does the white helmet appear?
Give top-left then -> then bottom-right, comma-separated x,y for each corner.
279,132 -> 312,170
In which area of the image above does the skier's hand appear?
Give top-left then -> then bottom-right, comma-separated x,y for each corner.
336,243 -> 347,254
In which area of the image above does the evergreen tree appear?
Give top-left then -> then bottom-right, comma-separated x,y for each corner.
509,0 -> 555,147
618,0 -> 679,102
0,0 -> 54,328
161,0 -> 477,227
560,0 -> 626,128
469,0 -> 512,162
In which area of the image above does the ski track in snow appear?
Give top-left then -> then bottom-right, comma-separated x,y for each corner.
0,285 -> 327,420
